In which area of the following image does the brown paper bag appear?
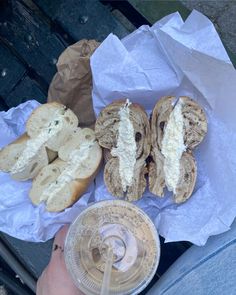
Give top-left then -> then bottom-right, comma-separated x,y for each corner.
48,39 -> 100,128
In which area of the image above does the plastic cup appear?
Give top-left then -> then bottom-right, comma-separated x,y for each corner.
64,200 -> 160,295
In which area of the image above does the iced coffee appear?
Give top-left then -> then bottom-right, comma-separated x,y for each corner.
65,200 -> 160,295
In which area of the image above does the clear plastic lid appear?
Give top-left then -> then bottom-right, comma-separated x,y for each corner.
64,200 -> 160,295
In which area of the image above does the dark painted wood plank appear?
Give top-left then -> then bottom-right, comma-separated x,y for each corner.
101,0 -> 151,28
0,232 -> 52,278
139,238 -> 190,294
0,1 -> 66,85
5,75 -> 46,108
34,0 -> 129,41
0,97 -> 9,112
0,44 -> 26,98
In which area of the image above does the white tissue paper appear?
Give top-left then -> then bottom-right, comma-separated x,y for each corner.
91,10 -> 236,246
0,10 -> 236,245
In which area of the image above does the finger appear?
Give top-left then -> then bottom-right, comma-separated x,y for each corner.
36,269 -> 47,295
55,224 -> 70,244
52,224 -> 70,256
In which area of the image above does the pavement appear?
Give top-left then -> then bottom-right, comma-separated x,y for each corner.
128,0 -> 236,64
180,0 -> 236,57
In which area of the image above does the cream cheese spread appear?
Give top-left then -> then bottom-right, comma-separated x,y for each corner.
161,99 -> 186,193
41,141 -> 94,203
11,112 -> 65,173
111,100 -> 136,192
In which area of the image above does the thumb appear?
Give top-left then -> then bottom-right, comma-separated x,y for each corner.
51,225 -> 70,259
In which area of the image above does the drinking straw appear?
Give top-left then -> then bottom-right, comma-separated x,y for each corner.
101,246 -> 113,295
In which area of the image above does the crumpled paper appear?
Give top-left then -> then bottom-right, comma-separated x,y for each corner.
48,39 -> 100,128
91,10 -> 236,245
0,10 -> 235,245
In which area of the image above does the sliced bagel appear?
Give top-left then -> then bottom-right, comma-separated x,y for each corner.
29,158 -> 67,206
181,96 -> 207,149
104,157 -> 147,201
26,102 -> 78,138
58,128 -> 96,161
149,96 -> 206,203
175,152 -> 197,203
0,133 -> 30,173
11,146 -> 48,181
26,102 -> 78,152
0,133 -> 57,180
103,148 -> 112,163
95,99 -> 150,201
149,151 -> 197,203
151,96 -> 173,151
151,96 -> 207,151
0,102 -> 79,180
95,100 -> 150,159
30,128 -> 102,212
149,148 -> 165,197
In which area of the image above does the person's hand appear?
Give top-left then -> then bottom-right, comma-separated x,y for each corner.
37,225 -> 84,295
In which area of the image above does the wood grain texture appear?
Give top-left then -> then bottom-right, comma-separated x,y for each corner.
0,45 -> 26,98
34,0 -> 129,41
5,75 -> 46,108
0,232 -> 53,278
0,1 -> 66,84
0,98 -> 8,111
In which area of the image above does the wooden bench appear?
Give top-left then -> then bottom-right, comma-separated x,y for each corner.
1,1 -> 234,294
